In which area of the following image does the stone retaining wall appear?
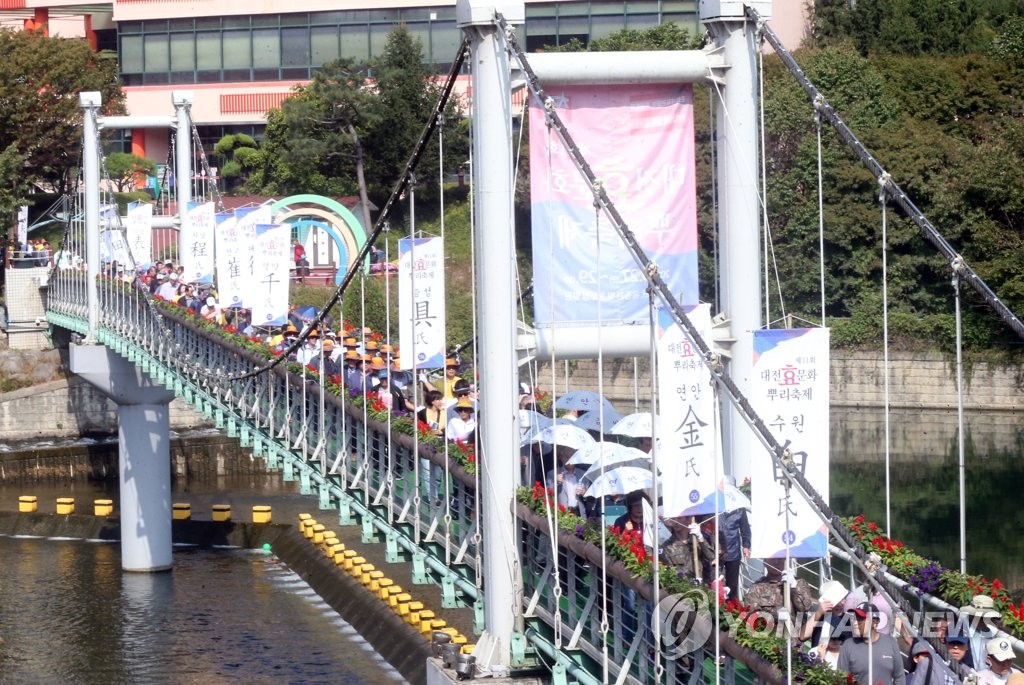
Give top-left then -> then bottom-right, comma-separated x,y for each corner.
534,351 -> 1021,412
0,376 -> 212,442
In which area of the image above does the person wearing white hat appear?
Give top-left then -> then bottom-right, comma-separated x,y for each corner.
977,637 -> 1016,685
961,594 -> 1002,667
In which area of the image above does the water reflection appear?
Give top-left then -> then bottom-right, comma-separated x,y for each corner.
0,537 -> 407,684
831,408 -> 1024,590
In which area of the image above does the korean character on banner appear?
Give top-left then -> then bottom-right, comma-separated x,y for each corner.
769,415 -> 786,433
778,491 -> 798,517
791,414 -> 805,433
673,405 -> 708,450
675,384 -> 687,402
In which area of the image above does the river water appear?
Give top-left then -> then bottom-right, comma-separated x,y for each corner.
0,533 -> 408,685
0,470 -> 408,685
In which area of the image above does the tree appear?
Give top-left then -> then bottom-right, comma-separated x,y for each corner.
105,152 -> 156,192
214,133 -> 259,192
251,24 -> 468,221
0,29 -> 124,199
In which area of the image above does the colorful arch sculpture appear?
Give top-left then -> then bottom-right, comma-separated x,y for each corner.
271,194 -> 370,285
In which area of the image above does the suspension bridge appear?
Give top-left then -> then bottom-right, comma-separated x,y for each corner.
32,0 -> 1024,683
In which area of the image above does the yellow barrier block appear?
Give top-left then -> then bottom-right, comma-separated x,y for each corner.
312,523 -> 326,544
407,601 -> 425,625
400,598 -> 420,618
94,499 -> 114,517
421,616 -> 444,636
387,586 -> 405,607
393,593 -> 412,616
341,550 -> 358,570
321,534 -> 339,553
451,633 -> 467,645
413,609 -> 435,630
346,555 -> 365,572
18,495 -> 37,513
461,644 -> 476,655
368,570 -> 384,591
377,578 -> 394,600
328,543 -> 345,558
298,513 -> 312,527
303,519 -> 318,539
212,504 -> 231,522
56,497 -> 75,515
172,503 -> 191,520
357,563 -> 375,583
252,505 -> 272,524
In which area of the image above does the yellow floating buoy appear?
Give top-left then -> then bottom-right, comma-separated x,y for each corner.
18,495 -> 37,513
212,504 -> 231,522
172,503 -> 191,520
56,497 -> 75,515
252,505 -> 272,524
94,499 -> 114,517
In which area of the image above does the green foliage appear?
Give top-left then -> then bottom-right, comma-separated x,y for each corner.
756,42 -> 1024,350
0,143 -> 31,232
105,152 -> 156,192
214,133 -> 260,191
810,0 -> 1022,56
0,28 -> 124,198
247,24 -> 468,215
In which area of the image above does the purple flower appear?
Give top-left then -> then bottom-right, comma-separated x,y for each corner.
575,523 -> 585,539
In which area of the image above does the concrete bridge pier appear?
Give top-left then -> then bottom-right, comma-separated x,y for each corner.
71,344 -> 175,571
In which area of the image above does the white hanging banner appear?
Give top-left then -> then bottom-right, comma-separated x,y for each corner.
100,229 -> 133,271
181,201 -> 215,284
16,205 -> 28,247
215,213 -> 246,308
226,203 -> 272,308
125,201 -> 153,269
750,328 -> 831,559
250,223 -> 291,326
657,304 -> 724,517
398,237 -> 446,370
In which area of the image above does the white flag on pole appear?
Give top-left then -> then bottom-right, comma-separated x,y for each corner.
749,328 -> 831,559
250,223 -> 291,326
398,237 -> 446,369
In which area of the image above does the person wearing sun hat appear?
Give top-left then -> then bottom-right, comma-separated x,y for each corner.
977,637 -> 1016,685
838,601 -> 905,685
960,594 -> 1002,667
446,397 -> 476,442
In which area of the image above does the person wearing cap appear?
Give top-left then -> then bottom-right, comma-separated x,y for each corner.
445,379 -> 478,424
157,272 -> 179,300
944,629 -> 975,670
838,601 -> 906,685
376,372 -> 414,414
308,339 -> 339,376
435,358 -> 462,401
446,398 -> 477,442
961,594 -> 1002,667
977,637 -> 1016,685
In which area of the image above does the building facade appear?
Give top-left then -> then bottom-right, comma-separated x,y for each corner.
1,0 -> 805,160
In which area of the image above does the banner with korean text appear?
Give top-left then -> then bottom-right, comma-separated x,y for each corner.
181,201 -> 215,284
750,328 -> 830,559
125,201 -> 153,269
528,84 -> 698,325
398,237 -> 445,370
657,304 -> 724,517
100,228 -> 133,271
250,224 -> 291,326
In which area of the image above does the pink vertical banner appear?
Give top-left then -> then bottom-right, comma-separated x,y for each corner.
529,84 -> 698,325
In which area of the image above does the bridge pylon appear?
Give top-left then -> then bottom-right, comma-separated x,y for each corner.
71,345 -> 176,571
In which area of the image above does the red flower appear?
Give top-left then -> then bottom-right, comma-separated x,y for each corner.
868,522 -> 879,532
854,515 -> 865,524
